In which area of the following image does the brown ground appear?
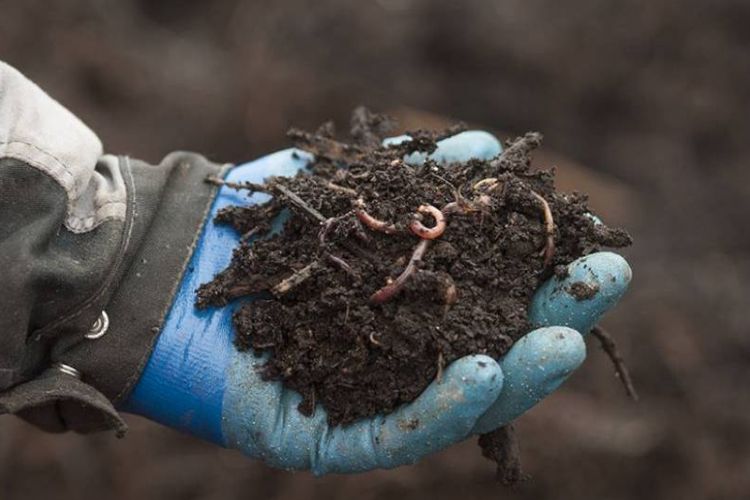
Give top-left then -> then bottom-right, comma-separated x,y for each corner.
1,1 -> 749,499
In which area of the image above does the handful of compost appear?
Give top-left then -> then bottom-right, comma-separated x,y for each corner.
198,109 -> 633,482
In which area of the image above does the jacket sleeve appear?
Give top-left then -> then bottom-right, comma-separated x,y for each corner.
0,60 -> 228,435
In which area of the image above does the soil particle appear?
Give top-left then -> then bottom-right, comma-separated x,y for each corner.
568,281 -> 600,301
399,418 -> 420,431
197,108 -> 631,481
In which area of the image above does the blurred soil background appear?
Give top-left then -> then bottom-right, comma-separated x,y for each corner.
1,0 -> 749,498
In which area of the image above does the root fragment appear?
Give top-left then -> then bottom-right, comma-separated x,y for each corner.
325,182 -> 358,197
479,425 -> 527,486
370,239 -> 430,304
205,175 -> 268,193
409,204 -> 447,240
436,351 -> 445,383
531,190 -> 556,267
271,262 -> 321,297
240,226 -> 263,242
219,180 -> 375,265
591,326 -> 639,401
288,127 -> 366,164
274,184 -> 327,223
325,253 -> 360,281
207,175 -> 331,225
223,282 -> 266,302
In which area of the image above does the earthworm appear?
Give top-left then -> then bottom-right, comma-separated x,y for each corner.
409,204 -> 446,239
325,181 -> 358,196
531,190 -> 556,267
370,239 -> 430,304
354,199 -> 399,234
472,177 -> 501,191
443,282 -> 458,305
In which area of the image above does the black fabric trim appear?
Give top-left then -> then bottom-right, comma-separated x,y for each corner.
0,368 -> 128,436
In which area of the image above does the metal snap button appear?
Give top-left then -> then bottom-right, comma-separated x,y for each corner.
53,362 -> 82,379
85,311 -> 109,340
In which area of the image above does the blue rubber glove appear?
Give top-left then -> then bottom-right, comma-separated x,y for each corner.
121,131 -> 631,474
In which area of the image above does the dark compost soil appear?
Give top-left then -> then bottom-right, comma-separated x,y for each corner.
196,109 -> 632,481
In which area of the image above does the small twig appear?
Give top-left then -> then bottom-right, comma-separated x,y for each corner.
273,188 -> 376,264
591,326 -> 639,401
354,199 -> 399,235
429,171 -> 459,196
211,175 -> 376,266
207,175 -> 329,225
489,132 -> 543,170
530,190 -> 556,267
205,175 -> 268,193
240,226 -> 263,242
274,184 -> 327,223
288,127 -> 366,164
325,253 -> 360,281
325,182 -> 358,197
436,351 -> 445,383
409,204 -> 447,240
253,341 -> 276,349
271,261 -> 321,297
370,239 -> 430,304
479,425 -> 527,486
224,282 -> 266,301
318,217 -> 337,246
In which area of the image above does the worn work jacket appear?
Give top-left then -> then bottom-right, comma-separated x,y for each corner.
0,61 -> 228,435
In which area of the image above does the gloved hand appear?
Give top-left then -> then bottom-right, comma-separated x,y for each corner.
121,131 -> 631,474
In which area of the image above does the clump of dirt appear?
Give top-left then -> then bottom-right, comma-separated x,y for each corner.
197,108 -> 632,482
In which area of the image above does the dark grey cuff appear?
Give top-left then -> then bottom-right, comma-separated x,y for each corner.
0,152 -> 228,435
58,153 -> 229,405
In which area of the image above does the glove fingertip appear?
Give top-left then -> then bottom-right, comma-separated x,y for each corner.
442,354 -> 504,407
471,326 -> 585,434
503,326 -> 586,386
384,130 -> 502,166
530,251 -> 632,333
422,130 -> 502,166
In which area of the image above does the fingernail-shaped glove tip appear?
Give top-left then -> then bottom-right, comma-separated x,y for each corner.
588,251 -> 632,293
385,130 -> 503,166
530,251 -> 632,334
508,326 -> 586,384
447,354 -> 504,404
471,327 -> 585,435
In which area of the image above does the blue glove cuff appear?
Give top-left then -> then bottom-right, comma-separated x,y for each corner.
120,149 -> 311,443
